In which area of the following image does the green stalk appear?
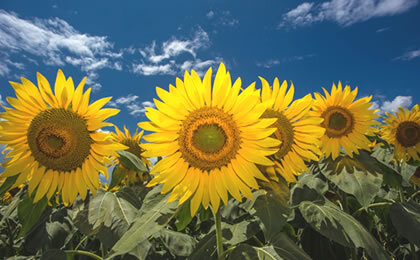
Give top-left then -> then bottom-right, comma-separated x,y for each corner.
64,250 -> 103,260
212,209 -> 225,260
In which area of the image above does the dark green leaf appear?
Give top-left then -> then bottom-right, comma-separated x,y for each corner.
295,186 -> 391,260
106,185 -> 178,259
108,164 -> 126,190
228,244 -> 282,260
0,175 -> 19,198
270,232 -> 311,260
297,172 -> 329,195
158,229 -> 197,256
117,150 -> 148,172
41,249 -> 67,260
319,152 -> 383,207
390,201 -> 420,248
245,179 -> 291,242
175,201 -> 193,231
17,195 -> 48,237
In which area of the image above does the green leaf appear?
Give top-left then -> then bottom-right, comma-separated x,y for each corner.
117,150 -> 148,172
158,229 -> 197,256
389,201 -> 420,248
244,179 -> 291,242
190,220 -> 260,259
294,186 -> 391,260
106,185 -> 178,259
108,164 -> 126,191
175,201 -> 193,231
72,187 -> 141,249
40,249 -> 67,260
270,232 -> 311,260
296,172 -> 329,195
0,175 -> 19,198
17,195 -> 48,237
228,244 -> 282,260
400,163 -> 417,185
319,152 -> 383,207
301,227 -> 347,260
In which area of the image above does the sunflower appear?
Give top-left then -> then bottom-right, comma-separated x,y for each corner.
258,77 -> 325,183
0,70 -> 126,205
312,82 -> 379,160
139,63 -> 279,216
381,105 -> 420,162
111,125 -> 151,185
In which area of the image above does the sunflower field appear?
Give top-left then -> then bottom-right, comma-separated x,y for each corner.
0,63 -> 419,260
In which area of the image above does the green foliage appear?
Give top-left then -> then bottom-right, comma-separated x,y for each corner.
390,201 -> 420,247
0,175 -> 19,198
117,150 -> 148,172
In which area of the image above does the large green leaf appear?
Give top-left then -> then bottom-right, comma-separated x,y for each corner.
72,187 -> 141,249
157,229 -> 197,256
106,185 -> 178,259
175,201 -> 193,231
243,179 -> 291,242
319,152 -> 383,207
17,195 -> 48,237
108,164 -> 126,191
389,201 -> 420,247
296,172 -> 328,195
117,150 -> 148,172
294,186 -> 390,260
270,232 -> 311,260
190,220 -> 260,260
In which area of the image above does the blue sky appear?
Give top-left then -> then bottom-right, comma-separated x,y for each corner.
0,0 -> 419,135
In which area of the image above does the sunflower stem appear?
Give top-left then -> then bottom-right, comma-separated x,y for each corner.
212,209 -> 225,260
64,250 -> 103,260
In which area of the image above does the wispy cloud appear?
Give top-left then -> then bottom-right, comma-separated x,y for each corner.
132,26 -> 224,76
395,49 -> 420,60
0,94 -> 4,106
108,94 -> 156,117
256,54 -> 316,68
279,0 -> 418,28
206,10 -> 239,27
0,9 -> 123,91
371,95 -> 413,114
376,27 -> 390,33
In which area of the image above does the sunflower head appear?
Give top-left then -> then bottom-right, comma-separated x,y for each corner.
139,63 -> 279,216
258,77 -> 325,183
0,70 -> 126,205
111,125 -> 151,185
312,82 -> 379,160
381,105 -> 420,162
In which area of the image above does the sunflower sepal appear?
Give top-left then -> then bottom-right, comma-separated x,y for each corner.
116,150 -> 148,173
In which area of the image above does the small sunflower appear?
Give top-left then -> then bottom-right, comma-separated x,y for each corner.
0,70 -> 126,205
139,63 -> 279,215
312,82 -> 379,160
381,105 -> 420,162
258,77 -> 325,183
111,125 -> 151,185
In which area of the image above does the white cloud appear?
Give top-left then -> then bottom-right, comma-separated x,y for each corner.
0,94 -> 4,106
206,10 -> 215,19
372,95 -> 413,114
395,49 -> 420,60
0,10 -> 122,90
132,26 -> 223,77
108,94 -> 156,117
279,0 -> 418,28
376,27 -> 390,33
256,59 -> 280,68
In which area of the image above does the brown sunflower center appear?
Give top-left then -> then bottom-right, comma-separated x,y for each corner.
121,138 -> 143,159
396,121 -> 420,147
178,107 -> 240,171
262,109 -> 294,159
27,108 -> 92,171
322,106 -> 354,138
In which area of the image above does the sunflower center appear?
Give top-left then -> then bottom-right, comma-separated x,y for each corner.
192,124 -> 226,153
262,109 -> 294,159
178,107 -> 240,171
27,108 -> 93,171
322,106 -> 354,138
396,121 -> 420,147
121,138 -> 143,158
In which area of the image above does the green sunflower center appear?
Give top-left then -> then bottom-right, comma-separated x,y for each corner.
396,121 -> 419,147
322,106 -> 354,138
27,108 -> 93,171
262,109 -> 294,159
178,107 -> 240,171
192,124 -> 226,153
